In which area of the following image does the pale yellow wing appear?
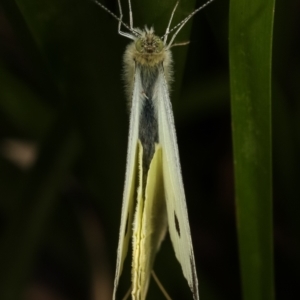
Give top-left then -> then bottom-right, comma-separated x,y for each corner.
132,143 -> 168,300
157,67 -> 200,300
113,67 -> 143,300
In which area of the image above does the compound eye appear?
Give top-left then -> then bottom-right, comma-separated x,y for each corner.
135,39 -> 144,52
155,38 -> 164,53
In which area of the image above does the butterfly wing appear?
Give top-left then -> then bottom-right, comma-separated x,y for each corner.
113,65 -> 143,299
157,66 -> 200,300
131,142 -> 168,300
130,63 -> 168,299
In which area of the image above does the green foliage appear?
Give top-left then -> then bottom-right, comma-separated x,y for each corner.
229,0 -> 275,299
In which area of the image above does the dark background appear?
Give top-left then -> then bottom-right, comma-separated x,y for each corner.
0,0 -> 299,299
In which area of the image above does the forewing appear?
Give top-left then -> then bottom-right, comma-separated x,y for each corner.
131,140 -> 144,300
113,67 -> 142,299
156,67 -> 200,300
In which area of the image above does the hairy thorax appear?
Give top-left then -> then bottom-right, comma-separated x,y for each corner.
123,27 -> 173,102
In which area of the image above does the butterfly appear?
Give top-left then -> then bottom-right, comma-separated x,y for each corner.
92,1 -> 215,299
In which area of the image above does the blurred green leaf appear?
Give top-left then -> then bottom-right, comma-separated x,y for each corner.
229,0 -> 275,300
0,63 -> 55,138
0,117 -> 81,299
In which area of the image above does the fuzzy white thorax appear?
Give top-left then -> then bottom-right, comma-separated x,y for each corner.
123,27 -> 173,104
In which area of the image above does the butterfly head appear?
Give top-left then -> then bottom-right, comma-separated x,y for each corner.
131,27 -> 168,67
135,27 -> 164,54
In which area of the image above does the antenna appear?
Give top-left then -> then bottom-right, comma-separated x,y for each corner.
91,0 -> 216,45
163,0 -> 216,48
91,0 -> 140,39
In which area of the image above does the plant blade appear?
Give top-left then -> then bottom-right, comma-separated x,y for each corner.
229,0 -> 275,299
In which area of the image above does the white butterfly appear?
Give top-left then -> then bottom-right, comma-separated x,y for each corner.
92,1 -> 215,299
